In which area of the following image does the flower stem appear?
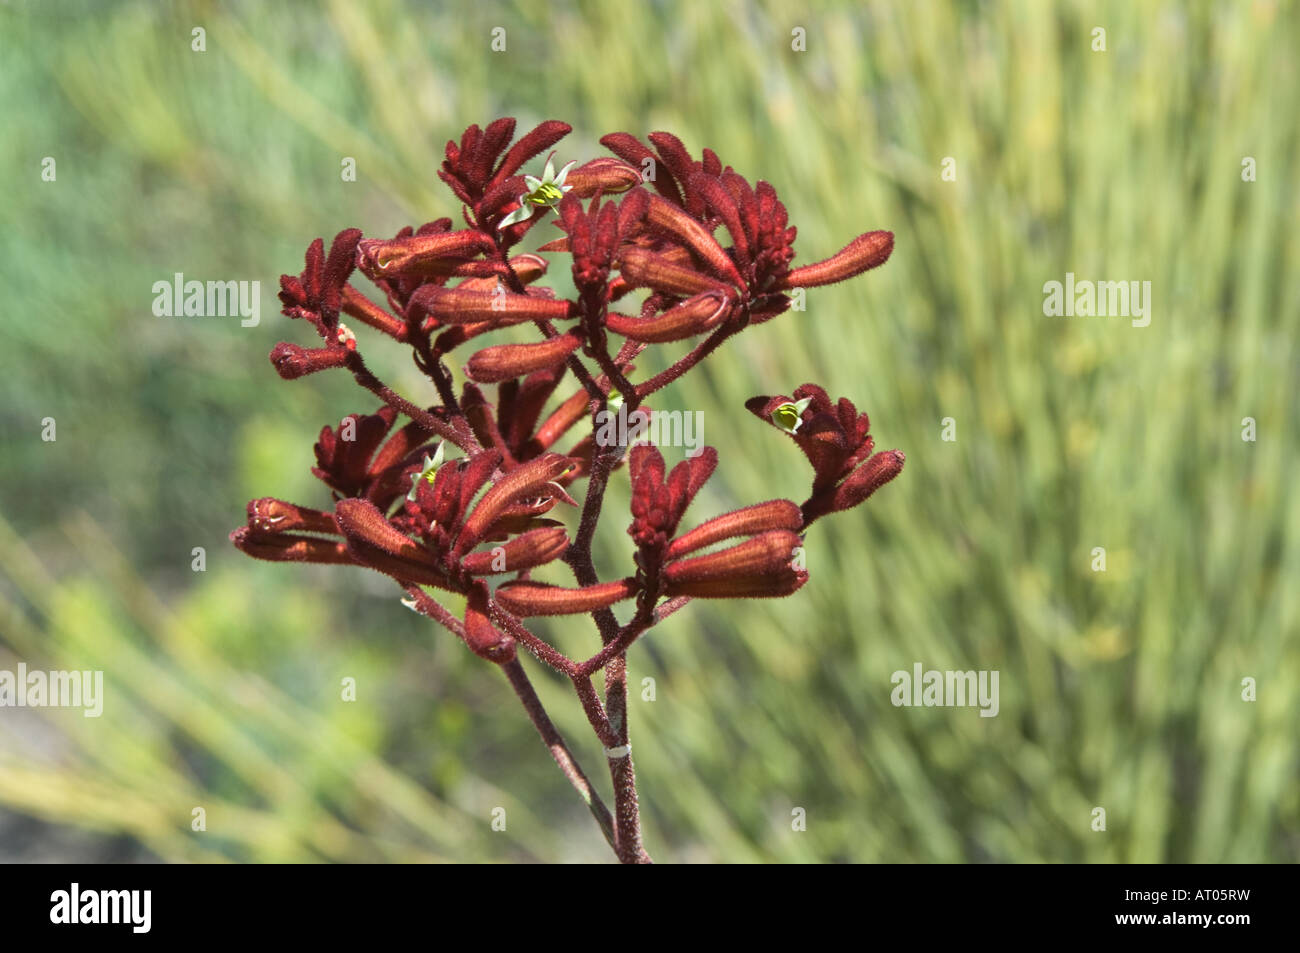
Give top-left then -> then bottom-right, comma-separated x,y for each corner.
501,658 -> 617,854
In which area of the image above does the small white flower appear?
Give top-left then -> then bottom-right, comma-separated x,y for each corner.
407,442 -> 446,502
772,397 -> 814,434
498,152 -> 577,230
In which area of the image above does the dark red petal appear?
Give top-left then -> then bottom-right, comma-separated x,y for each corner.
666,499 -> 802,560
493,578 -> 637,617
465,333 -> 583,384
464,581 -> 516,663
461,526 -> 570,575
774,231 -> 894,290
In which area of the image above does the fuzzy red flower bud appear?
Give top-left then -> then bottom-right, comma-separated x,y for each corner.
334,499 -> 448,587
643,195 -> 745,288
460,526 -> 571,575
408,285 -> 577,326
831,450 -> 906,512
463,582 -> 516,663
774,231 -> 894,290
666,500 -> 803,560
663,569 -> 808,599
465,333 -> 583,384
606,291 -> 730,343
663,530 -> 803,586
618,246 -> 731,299
357,230 -> 494,277
563,157 -> 643,198
494,578 -> 637,617
269,342 -> 350,380
229,527 -> 352,565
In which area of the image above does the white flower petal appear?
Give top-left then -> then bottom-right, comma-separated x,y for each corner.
497,205 -> 533,230
553,160 -> 577,187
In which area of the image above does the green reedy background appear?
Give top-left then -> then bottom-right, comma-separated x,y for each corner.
1,0 -> 1296,862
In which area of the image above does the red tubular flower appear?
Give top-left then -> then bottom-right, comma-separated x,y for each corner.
771,230 -> 894,291
662,529 -> 807,598
459,526 -> 571,575
563,157 -> 643,198
356,229 -> 495,280
606,291 -> 730,343
277,228 -> 363,336
408,284 -> 577,328
464,581 -> 516,663
235,120 -> 906,866
455,453 -> 577,556
494,578 -> 638,617
665,499 -> 803,559
334,497 -> 453,587
269,341 -> 351,380
625,444 -> 808,606
746,384 -> 904,524
465,332 -> 584,384
230,527 -> 352,566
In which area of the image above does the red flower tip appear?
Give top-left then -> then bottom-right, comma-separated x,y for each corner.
563,157 -> 643,198
831,449 -> 905,513
333,498 -> 448,587
465,332 -> 583,384
464,582 -> 515,663
460,526 -> 571,575
775,230 -> 894,290
269,342 -> 350,380
245,498 -> 338,536
666,500 -> 803,560
357,230 -> 494,279
493,578 -> 637,617
229,526 -> 352,566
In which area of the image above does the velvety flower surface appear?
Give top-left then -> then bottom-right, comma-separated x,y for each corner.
231,118 -> 903,864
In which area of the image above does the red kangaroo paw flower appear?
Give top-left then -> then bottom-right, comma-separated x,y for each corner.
494,578 -> 637,617
606,291 -> 730,342
229,527 -> 352,566
663,530 -> 803,586
408,285 -> 577,326
334,498 -> 448,587
774,230 -> 894,290
457,454 -> 577,554
461,526 -> 571,575
666,500 -> 803,560
463,581 -> 516,663
269,342 -> 350,380
465,333 -> 584,383
245,498 -> 339,536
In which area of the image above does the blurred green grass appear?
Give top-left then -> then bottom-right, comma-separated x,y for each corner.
0,0 -> 1296,862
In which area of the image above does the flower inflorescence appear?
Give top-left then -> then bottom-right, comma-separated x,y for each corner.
231,119 -> 903,863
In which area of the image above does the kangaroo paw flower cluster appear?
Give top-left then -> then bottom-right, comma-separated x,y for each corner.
232,119 -> 902,864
